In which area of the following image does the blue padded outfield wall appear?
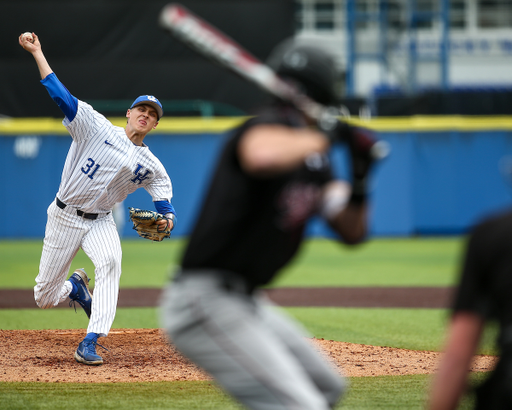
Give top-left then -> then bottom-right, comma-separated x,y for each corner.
1,116 -> 512,239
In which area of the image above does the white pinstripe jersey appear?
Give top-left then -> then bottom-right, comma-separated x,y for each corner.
56,100 -> 173,214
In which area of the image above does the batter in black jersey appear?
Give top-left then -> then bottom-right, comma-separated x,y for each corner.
182,108 -> 335,288
429,209 -> 512,410
161,40 -> 376,410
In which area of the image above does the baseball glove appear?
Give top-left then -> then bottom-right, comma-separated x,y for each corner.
128,207 -> 171,242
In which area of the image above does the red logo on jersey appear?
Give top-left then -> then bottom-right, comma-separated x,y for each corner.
276,182 -> 321,230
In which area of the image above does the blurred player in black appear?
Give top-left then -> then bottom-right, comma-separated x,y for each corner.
428,207 -> 512,409
160,39 -> 380,410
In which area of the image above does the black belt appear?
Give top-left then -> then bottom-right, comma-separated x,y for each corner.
55,197 -> 107,220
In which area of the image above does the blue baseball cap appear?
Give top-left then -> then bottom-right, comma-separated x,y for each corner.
130,95 -> 163,120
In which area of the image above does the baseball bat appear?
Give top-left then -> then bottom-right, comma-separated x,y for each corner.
158,3 -> 390,160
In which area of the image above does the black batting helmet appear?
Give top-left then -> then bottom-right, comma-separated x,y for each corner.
267,39 -> 340,106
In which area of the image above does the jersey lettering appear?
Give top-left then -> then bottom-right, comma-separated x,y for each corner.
81,158 -> 101,180
131,163 -> 152,184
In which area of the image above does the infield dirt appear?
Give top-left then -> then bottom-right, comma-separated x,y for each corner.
0,286 -> 496,382
0,328 -> 496,382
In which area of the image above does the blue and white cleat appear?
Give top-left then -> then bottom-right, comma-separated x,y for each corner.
74,333 -> 106,366
68,268 -> 92,318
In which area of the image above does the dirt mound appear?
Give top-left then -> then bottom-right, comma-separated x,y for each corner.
0,329 -> 497,382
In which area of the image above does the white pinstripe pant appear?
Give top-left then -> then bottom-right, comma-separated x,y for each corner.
34,200 -> 122,337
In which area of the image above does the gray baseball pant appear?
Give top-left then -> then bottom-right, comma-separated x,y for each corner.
159,270 -> 347,410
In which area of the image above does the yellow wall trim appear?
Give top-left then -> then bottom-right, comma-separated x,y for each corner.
2,115 -> 512,135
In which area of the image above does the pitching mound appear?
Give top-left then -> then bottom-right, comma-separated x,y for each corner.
0,329 -> 496,383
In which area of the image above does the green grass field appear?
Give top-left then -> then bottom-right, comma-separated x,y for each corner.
0,374 -> 488,410
0,237 -> 492,409
0,236 -> 464,289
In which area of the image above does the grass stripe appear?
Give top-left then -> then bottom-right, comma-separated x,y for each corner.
0,373 -> 488,409
0,237 -> 463,289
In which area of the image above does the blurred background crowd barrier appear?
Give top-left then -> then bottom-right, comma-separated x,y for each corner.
2,0 -> 512,238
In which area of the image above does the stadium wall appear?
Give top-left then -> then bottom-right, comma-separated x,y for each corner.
1,0 -> 294,118
1,116 -> 512,239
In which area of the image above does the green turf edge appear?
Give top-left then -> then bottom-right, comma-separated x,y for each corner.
0,373 -> 489,410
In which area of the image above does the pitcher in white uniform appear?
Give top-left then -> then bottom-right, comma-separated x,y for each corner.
19,32 -> 177,366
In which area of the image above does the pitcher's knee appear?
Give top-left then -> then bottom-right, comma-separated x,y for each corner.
102,256 -> 122,278
34,294 -> 56,309
34,287 -> 59,309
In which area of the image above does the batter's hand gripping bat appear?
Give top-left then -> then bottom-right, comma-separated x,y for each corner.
159,3 -> 390,160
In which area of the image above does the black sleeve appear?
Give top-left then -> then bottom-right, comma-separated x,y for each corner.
452,213 -> 508,318
452,231 -> 488,317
